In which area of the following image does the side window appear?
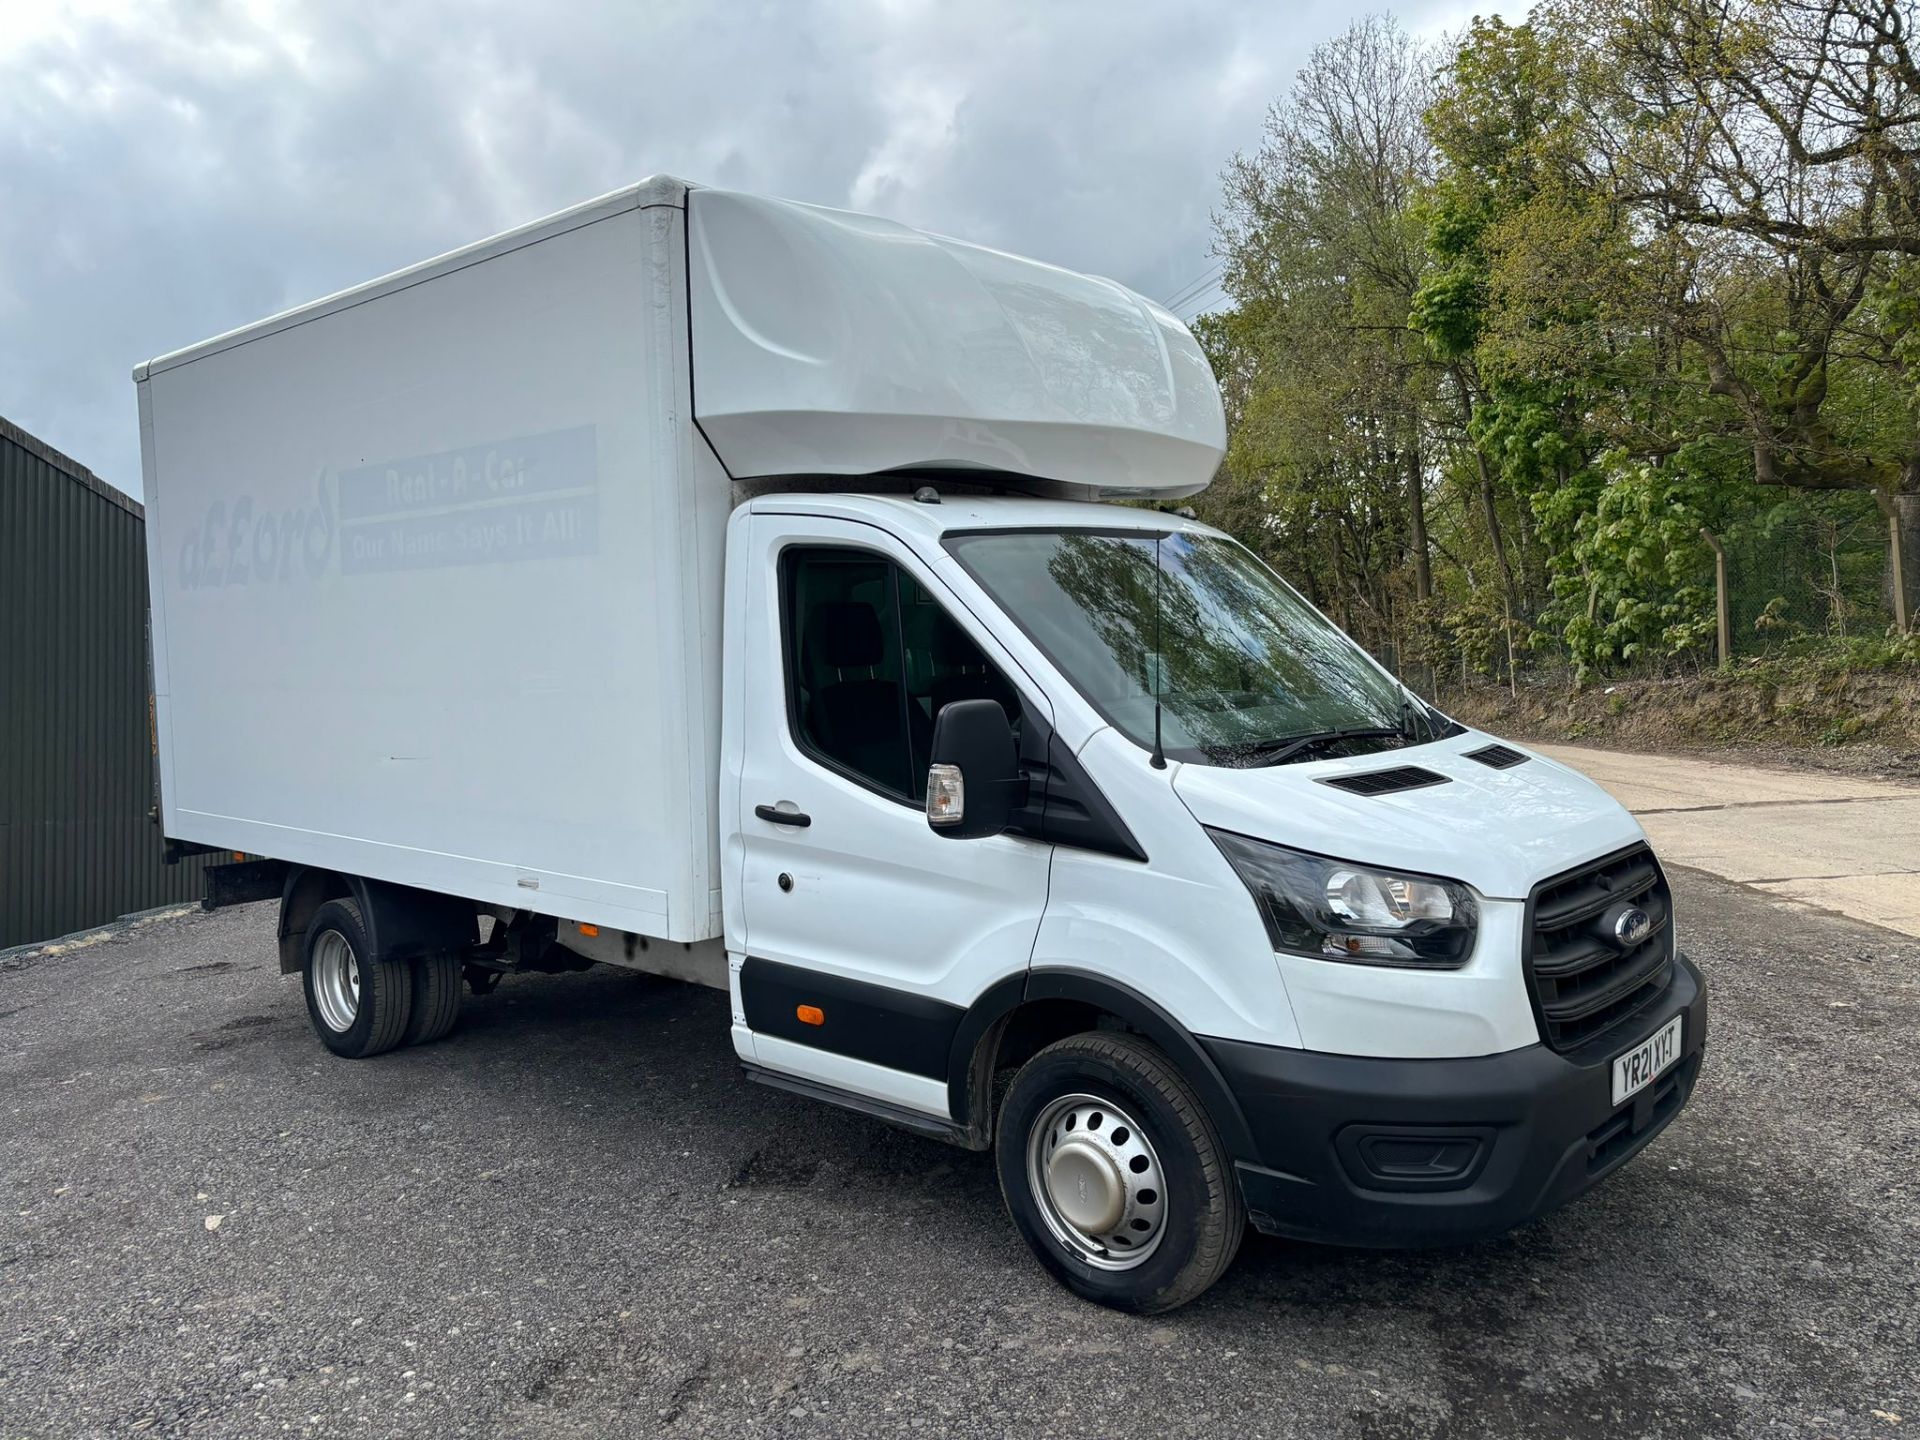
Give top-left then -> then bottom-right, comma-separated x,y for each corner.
899,573 -> 1023,747
782,549 -> 1022,804
783,548 -> 918,801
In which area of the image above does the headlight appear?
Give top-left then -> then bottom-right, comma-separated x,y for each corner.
1206,829 -> 1478,968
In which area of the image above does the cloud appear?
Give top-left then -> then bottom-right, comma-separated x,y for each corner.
0,0 -> 1486,495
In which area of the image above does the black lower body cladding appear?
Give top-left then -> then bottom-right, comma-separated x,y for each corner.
1207,954 -> 1708,1247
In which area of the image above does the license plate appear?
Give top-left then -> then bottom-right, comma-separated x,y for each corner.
1611,1015 -> 1683,1106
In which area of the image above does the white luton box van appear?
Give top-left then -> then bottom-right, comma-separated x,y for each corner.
137,176 -> 1706,1312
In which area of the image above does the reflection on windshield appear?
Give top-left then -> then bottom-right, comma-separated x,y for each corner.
945,529 -> 1420,766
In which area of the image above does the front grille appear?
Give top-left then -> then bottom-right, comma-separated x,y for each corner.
1525,844 -> 1674,1052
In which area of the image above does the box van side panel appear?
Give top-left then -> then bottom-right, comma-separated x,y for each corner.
142,202 -> 722,940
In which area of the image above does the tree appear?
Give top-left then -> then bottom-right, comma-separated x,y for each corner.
1198,2 -> 1917,684
1560,0 -> 1920,619
1207,17 -> 1444,658
1412,16 -> 1619,657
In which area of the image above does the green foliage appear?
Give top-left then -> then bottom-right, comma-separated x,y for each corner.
1408,265 -> 1482,360
1420,186 -> 1489,263
1205,3 -> 1917,697
1544,453 -> 1720,673
1875,263 -> 1920,414
1739,630 -> 1920,684
1472,387 -> 1584,510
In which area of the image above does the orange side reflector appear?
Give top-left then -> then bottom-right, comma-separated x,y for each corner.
233,852 -> 245,862
577,923 -> 600,938
796,1004 -> 825,1026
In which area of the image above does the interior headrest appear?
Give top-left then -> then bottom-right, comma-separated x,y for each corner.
805,601 -> 884,670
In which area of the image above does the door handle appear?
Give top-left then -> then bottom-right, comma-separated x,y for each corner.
754,803 -> 812,828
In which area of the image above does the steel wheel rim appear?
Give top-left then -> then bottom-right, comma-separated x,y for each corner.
311,930 -> 360,1032
1026,1092 -> 1168,1271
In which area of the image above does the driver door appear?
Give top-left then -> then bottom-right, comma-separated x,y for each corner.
731,512 -> 1052,1119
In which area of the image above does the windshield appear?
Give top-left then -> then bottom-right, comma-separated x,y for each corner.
945,528 -> 1430,767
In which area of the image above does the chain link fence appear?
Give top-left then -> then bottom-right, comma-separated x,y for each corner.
1370,492 -> 1909,696
1720,497 -> 1896,656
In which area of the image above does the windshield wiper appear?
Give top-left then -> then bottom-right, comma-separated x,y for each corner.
1399,693 -> 1424,743
1237,725 -> 1407,767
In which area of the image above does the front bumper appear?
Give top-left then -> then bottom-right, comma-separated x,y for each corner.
1202,953 -> 1707,1247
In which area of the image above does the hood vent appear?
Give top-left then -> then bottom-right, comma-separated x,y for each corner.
1320,766 -> 1450,797
1465,743 -> 1529,770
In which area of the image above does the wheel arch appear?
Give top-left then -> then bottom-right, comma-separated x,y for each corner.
947,968 -> 1257,1161
278,867 -> 476,974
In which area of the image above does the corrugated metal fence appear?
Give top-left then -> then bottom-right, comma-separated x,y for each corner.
1,414 -> 212,949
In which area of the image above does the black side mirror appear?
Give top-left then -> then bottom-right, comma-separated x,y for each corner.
925,699 -> 1024,839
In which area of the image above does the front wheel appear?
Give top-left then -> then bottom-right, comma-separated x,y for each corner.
995,1032 -> 1244,1313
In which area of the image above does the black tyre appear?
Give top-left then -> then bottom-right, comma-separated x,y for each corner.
996,1032 -> 1244,1313
301,898 -> 413,1058
403,951 -> 463,1047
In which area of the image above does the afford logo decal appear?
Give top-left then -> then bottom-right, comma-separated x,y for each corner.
173,425 -> 599,592
178,471 -> 335,591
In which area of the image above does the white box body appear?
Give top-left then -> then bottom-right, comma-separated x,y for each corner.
139,181 -> 731,942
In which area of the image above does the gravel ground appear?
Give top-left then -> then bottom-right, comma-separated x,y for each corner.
2,870 -> 1916,1439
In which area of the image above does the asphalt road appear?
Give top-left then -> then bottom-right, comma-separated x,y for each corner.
3,871 -> 1916,1439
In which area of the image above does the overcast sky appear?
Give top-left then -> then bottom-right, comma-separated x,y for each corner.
1,0 -> 1503,498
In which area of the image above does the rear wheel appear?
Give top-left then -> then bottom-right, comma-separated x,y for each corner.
404,951 -> 463,1047
302,898 -> 413,1058
996,1032 -> 1244,1313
